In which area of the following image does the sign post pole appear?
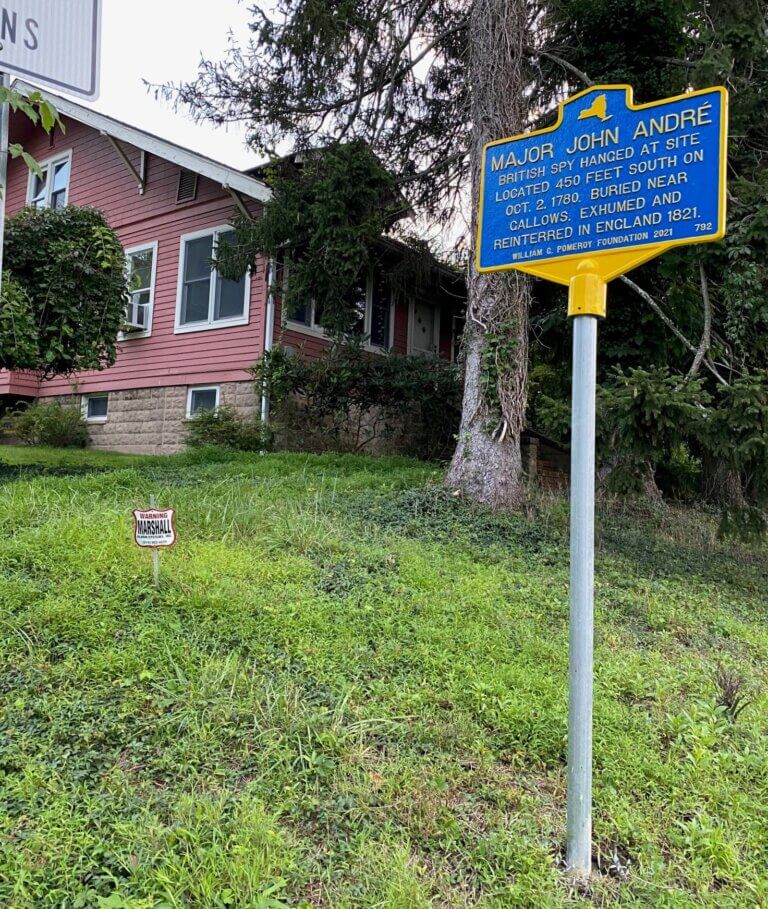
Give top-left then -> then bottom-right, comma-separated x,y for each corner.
0,72 -> 10,296
565,268 -> 605,876
149,494 -> 160,589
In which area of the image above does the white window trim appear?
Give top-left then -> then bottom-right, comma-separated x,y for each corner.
26,148 -> 73,209
407,298 -> 441,357
82,393 -> 109,424
174,226 -> 251,334
286,270 -> 395,352
120,241 -> 159,340
186,385 -> 221,419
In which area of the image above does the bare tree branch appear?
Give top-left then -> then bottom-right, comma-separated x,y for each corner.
531,48 -> 593,86
620,274 -> 728,385
688,263 -> 713,379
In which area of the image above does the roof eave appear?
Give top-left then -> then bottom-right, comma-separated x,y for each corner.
12,80 -> 272,204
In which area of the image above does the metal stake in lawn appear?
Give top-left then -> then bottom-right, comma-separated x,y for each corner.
149,494 -> 160,589
565,266 -> 605,876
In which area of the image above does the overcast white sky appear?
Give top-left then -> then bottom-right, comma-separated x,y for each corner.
84,0 -> 256,170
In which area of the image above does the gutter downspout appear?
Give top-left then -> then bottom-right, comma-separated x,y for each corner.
260,257 -> 277,425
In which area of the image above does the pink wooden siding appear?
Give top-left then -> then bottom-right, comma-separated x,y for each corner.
2,112 -> 269,398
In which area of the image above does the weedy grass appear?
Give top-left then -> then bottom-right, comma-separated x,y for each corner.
0,447 -> 766,907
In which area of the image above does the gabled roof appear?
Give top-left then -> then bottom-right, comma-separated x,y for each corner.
13,80 -> 271,203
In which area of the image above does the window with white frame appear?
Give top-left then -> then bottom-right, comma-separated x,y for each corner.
83,394 -> 109,423
124,243 -> 158,335
27,152 -> 72,210
187,386 -> 220,418
176,228 -> 249,331
288,268 -> 392,349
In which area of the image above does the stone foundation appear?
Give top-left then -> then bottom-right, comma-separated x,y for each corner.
44,383 -> 571,488
53,382 -> 260,455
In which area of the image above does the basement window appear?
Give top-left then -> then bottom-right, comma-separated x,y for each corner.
83,394 -> 109,423
187,386 -> 220,418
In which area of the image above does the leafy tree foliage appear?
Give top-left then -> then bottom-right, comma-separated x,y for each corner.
2,207 -> 128,376
526,0 -> 768,528
0,83 -> 62,176
172,0 -> 538,509
215,143 -> 401,334
172,2 -> 473,224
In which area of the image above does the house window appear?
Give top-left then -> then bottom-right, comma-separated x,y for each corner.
176,228 -> 249,332
187,386 -> 220,418
83,394 -> 108,423
369,269 -> 392,349
287,269 -> 392,350
28,152 -> 72,209
124,243 -> 158,335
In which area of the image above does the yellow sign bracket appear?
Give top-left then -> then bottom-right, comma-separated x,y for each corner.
567,260 -> 607,319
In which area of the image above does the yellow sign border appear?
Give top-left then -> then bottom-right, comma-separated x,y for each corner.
475,84 -> 729,285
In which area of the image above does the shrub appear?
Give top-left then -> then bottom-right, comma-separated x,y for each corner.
4,206 -> 128,375
13,401 -> 88,448
252,338 -> 462,460
184,404 -> 273,452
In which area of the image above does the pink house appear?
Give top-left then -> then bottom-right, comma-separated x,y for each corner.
0,82 -> 465,454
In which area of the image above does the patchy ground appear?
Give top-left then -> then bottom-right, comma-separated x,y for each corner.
0,446 -> 766,907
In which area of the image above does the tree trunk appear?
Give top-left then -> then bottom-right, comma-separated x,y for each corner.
703,456 -> 745,508
446,0 -> 531,510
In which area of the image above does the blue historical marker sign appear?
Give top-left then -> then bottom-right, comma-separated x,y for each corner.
476,85 -> 727,278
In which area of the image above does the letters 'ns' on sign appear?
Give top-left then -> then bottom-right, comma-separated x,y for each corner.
0,0 -> 102,99
134,509 -> 176,549
476,85 -> 728,285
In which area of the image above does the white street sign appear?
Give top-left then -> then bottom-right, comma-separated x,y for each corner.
0,0 -> 102,99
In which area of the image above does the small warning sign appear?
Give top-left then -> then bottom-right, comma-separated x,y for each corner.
133,509 -> 176,548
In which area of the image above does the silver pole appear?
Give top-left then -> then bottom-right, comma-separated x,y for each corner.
150,494 -> 160,588
566,314 -> 598,877
0,72 -> 10,290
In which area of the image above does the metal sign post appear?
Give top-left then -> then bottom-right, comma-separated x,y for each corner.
149,494 -> 160,588
0,72 -> 10,296
565,269 -> 604,874
476,84 -> 728,878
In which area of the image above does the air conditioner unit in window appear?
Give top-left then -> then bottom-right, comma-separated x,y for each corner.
124,300 -> 149,331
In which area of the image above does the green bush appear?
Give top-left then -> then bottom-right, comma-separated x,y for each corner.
252,338 -> 461,460
13,401 -> 88,448
4,206 -> 127,375
184,404 -> 273,452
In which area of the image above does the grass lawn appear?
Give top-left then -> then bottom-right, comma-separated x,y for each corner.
0,446 -> 766,908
